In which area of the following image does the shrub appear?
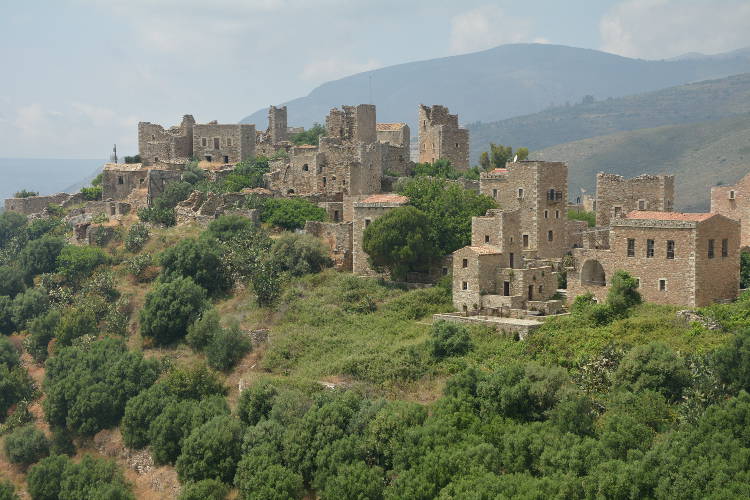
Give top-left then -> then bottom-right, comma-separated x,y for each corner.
140,277 -> 208,345
175,415 -> 244,483
79,186 -> 102,201
567,209 -> 596,227
205,324 -> 252,372
125,253 -> 155,282
138,206 -> 176,226
3,425 -> 49,466
154,181 -> 193,210
237,382 -> 278,426
55,306 -> 97,346
427,321 -> 472,359
0,297 -> 14,335
0,266 -> 24,298
290,123 -> 325,145
186,309 -> 221,351
206,215 -> 256,242
262,198 -> 328,231
11,287 -> 49,331
0,212 -> 27,249
124,155 -> 141,164
19,236 -> 66,282
0,479 -> 19,500
0,365 -> 36,422
715,328 -> 750,394
250,260 -> 283,307
121,384 -> 176,450
0,337 -> 19,369
160,237 -> 231,297
178,479 -> 229,500
124,223 -> 150,253
58,454 -> 134,500
607,270 -> 641,318
56,245 -> 109,284
27,454 -> 68,500
162,364 -> 227,400
13,189 -> 38,198
234,458 -> 304,500
613,343 -> 691,401
270,233 -> 332,277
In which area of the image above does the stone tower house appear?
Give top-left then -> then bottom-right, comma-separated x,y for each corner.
325,104 -> 377,144
138,115 -> 195,165
595,173 -> 675,227
268,105 -> 288,144
711,171 -> 750,249
418,104 -> 469,170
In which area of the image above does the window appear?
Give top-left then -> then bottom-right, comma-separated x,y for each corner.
547,230 -> 553,242
492,189 -> 498,198
627,238 -> 635,257
364,218 -> 371,227
154,157 -> 159,162
201,138 -> 207,147
333,210 -> 339,222
544,210 -> 549,219
665,200 -> 673,211
223,156 -> 229,164
517,188 -> 524,199
523,235 -> 529,248
213,137 -> 220,149
503,281 -> 510,296
638,199 -> 647,210
302,164 -> 309,172
322,177 -> 327,187
117,176 -> 123,185
509,253 -> 514,268
226,138 -> 232,147
485,235 -> 490,243
555,210 -> 560,219
462,258 -> 468,268
151,134 -> 155,140
646,239 -> 654,258
614,206 -> 622,218
548,189 -> 555,200
730,190 -> 736,200
634,277 -> 640,288
462,281 -> 468,290
442,267 -> 448,276
659,279 -> 667,291
722,238 -> 729,257
205,155 -> 212,162
538,285 -> 543,294
708,239 -> 715,258
666,240 -> 675,259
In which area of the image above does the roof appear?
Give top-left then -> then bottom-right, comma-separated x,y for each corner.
361,194 -> 409,204
376,123 -> 406,131
625,211 -> 715,222
491,168 -> 508,173
465,245 -> 502,255
295,144 -> 318,149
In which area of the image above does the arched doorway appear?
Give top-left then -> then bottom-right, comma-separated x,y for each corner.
581,259 -> 606,286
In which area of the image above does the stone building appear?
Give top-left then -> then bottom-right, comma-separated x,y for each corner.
138,115 -> 195,165
4,193 -> 77,215
256,106 -> 293,157
193,122 -> 256,165
304,220 -> 353,271
479,161 -> 570,259
711,171 -> 750,249
326,104 -> 376,143
352,193 -> 409,275
595,173 -> 675,227
567,211 -> 740,307
418,104 -> 469,170
376,123 -> 411,176
102,163 -> 149,201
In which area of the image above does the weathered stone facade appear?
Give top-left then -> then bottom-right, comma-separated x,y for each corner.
193,122 -> 256,165
567,211 -> 740,307
479,161 -> 570,258
256,106 -> 293,157
304,220 -> 353,271
418,104 -> 469,170
595,173 -> 675,227
174,190 -> 259,226
102,163 -> 149,201
138,115 -> 195,165
4,192 -> 76,215
326,104 -> 377,144
711,172 -> 750,249
376,123 -> 411,176
352,193 -> 410,275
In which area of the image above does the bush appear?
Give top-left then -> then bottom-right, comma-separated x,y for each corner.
124,223 -> 150,253
0,266 -> 24,298
270,233 -> 332,277
27,454 -> 68,500
57,454 -> 134,500
567,209 -> 596,227
290,123 -> 325,145
0,365 -> 36,422
178,479 -> 229,500
43,337 -> 159,434
160,237 -> 231,297
162,364 -> 227,400
55,306 -> 97,346
121,384 -> 175,450
250,260 -> 283,307
175,415 -> 244,483
0,479 -> 19,500
0,297 -> 14,335
427,321 -> 472,359
261,198 -> 328,231
607,270 -> 641,318
0,337 -> 19,370
186,309 -> 221,351
234,458 -> 304,500
3,425 -> 49,466
237,382 -> 278,426
19,236 -> 66,282
613,343 -> 691,401
24,309 -> 59,362
205,324 -> 252,372
154,181 -> 193,210
138,206 -> 176,226
56,245 -> 109,284
125,253 -> 155,282
13,189 -> 38,198
79,186 -> 102,201
11,287 -> 49,331
206,215 -> 256,242
0,212 -> 27,249
140,277 -> 208,345
715,328 -> 750,394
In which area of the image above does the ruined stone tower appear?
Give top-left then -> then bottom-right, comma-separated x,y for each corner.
325,104 -> 376,144
268,105 -> 288,144
418,104 -> 469,170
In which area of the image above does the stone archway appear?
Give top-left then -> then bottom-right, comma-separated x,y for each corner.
581,259 -> 606,286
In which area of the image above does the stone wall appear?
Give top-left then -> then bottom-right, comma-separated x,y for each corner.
595,173 -> 675,227
102,164 -> 149,201
418,104 -> 469,170
146,170 -> 183,206
4,193 -> 74,215
352,194 -> 409,275
318,201 -> 344,222
138,115 -> 195,165
193,123 -> 256,164
711,172 -> 750,248
377,123 -> 411,176
304,220 -> 353,271
325,104 -> 376,144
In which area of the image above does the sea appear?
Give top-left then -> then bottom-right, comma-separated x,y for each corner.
0,158 -> 105,205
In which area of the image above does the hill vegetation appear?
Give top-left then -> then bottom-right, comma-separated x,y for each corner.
533,112 -> 750,211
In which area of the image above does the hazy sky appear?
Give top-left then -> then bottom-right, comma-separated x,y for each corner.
2,0 -> 750,159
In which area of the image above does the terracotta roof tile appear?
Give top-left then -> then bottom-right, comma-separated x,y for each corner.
625,211 -> 715,222
360,194 -> 409,204
376,123 -> 406,131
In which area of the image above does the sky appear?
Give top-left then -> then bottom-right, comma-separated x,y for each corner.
1,0 -> 750,159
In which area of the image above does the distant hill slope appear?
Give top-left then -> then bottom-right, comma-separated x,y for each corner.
532,113 -> 750,212
468,73 -> 750,160
241,43 -> 750,132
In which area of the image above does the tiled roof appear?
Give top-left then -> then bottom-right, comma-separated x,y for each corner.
376,123 -> 406,131
361,194 -> 409,204
625,211 -> 715,222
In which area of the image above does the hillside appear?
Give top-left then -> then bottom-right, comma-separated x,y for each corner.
532,113 -> 750,211
241,43 -> 750,132
468,73 -> 750,160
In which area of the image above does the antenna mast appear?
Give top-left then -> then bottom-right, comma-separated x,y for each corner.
110,144 -> 118,164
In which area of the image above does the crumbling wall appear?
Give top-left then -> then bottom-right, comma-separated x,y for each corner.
193,123 -> 256,164
138,115 -> 195,165
146,170 -> 183,206
377,123 -> 411,176
304,220 -> 353,271
325,104 -> 376,144
3,193 -> 73,215
418,104 -> 469,170
595,173 -> 675,227
102,164 -> 149,201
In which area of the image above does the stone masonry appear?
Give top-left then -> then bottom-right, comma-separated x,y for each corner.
595,173 -> 675,227
376,123 -> 411,176
711,171 -> 750,249
193,122 -> 256,165
418,104 -> 469,170
567,211 -> 739,307
138,115 -> 195,165
352,193 -> 409,275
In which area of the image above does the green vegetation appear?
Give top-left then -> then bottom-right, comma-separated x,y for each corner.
13,190 -> 38,198
4,425 -> 49,467
124,223 -> 149,253
27,454 -> 134,500
290,123 -> 326,145
478,143 -> 528,170
140,277 -> 209,345
568,208 -> 596,227
124,154 -> 141,164
194,157 -> 270,193
247,197 -> 328,231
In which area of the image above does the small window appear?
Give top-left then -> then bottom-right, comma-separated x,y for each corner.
555,210 -> 560,219
538,285 -> 543,294
492,189 -> 498,198
517,188 -> 524,199
322,177 -> 327,187
666,200 -> 673,211
462,281 -> 468,290
223,156 -> 229,164
302,164 -> 309,172
151,134 -> 155,140
462,258 -> 468,268
364,219 -> 371,227
201,137 -> 207,147
722,238 -> 729,257
708,239 -> 715,258
544,210 -> 549,219
154,157 -> 158,162
614,206 -> 622,218
659,279 -> 667,291
638,199 -> 647,210
730,191 -> 736,200
333,210 -> 340,222
547,230 -> 553,242
523,235 -> 529,248
442,267 -> 448,276
227,138 -> 232,147
485,235 -> 490,243
627,239 -> 635,257
634,278 -> 640,288
205,155 -> 212,162
666,240 -> 675,259
213,137 -> 220,149
117,176 -> 123,185
646,239 -> 654,258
